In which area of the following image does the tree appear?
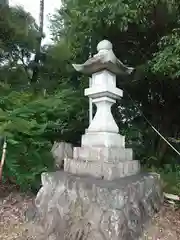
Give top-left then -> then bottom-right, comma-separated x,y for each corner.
0,5 -> 88,190
50,0 -> 180,165
0,5 -> 39,88
0,5 -> 40,185
2,0 -> 180,192
0,0 -> 8,6
31,0 -> 45,86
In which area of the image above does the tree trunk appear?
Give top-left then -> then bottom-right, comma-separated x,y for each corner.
31,0 -> 44,85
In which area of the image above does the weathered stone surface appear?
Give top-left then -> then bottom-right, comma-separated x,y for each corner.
51,142 -> 73,169
73,40 -> 134,76
64,158 -> 140,180
35,171 -> 163,240
73,147 -> 133,163
25,205 -> 39,222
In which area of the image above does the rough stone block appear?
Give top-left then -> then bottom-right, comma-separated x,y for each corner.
51,142 -> 73,169
73,146 -> 133,163
82,132 -> 125,148
35,171 -> 163,240
64,158 -> 140,180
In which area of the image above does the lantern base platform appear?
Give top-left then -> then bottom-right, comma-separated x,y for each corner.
66,135 -> 138,180
64,158 -> 140,180
73,146 -> 133,163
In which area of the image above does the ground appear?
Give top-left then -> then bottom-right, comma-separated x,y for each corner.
0,184 -> 36,240
0,184 -> 180,240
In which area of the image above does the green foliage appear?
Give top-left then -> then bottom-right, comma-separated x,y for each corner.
0,84 -> 87,191
0,5 -> 88,191
4,139 -> 53,192
1,1 -> 180,193
49,0 -> 180,194
149,29 -> 180,78
160,165 -> 180,195
51,0 -> 180,164
145,164 -> 180,195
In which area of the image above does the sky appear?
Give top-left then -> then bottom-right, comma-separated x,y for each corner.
9,0 -> 61,43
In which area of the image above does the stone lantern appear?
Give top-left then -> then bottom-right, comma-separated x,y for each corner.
35,40 -> 162,240
64,40 -> 140,180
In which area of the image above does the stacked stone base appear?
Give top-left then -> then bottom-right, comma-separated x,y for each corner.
64,158 -> 140,180
73,147 -> 133,162
64,146 -> 140,180
35,171 -> 162,240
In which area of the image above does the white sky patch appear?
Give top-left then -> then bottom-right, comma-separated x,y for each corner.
9,0 -> 61,44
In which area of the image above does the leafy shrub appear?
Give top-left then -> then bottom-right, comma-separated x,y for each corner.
0,85 -> 87,192
146,164 -> 180,195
